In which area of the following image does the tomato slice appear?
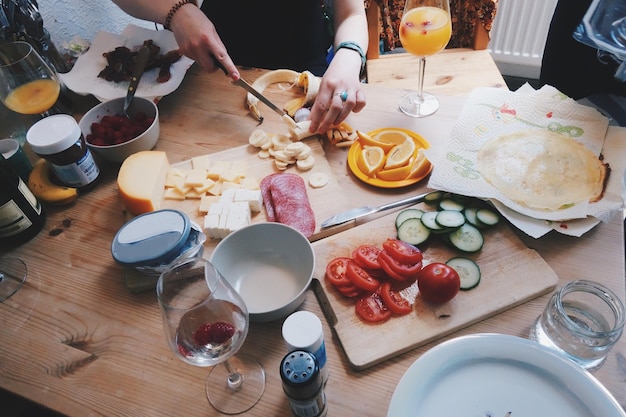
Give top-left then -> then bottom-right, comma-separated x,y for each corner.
336,283 -> 365,298
346,261 -> 380,292
355,292 -> 392,323
378,250 -> 422,280
352,245 -> 382,270
380,282 -> 413,315
382,238 -> 423,265
325,257 -> 353,288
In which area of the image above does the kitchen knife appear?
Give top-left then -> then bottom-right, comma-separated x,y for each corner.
320,192 -> 430,228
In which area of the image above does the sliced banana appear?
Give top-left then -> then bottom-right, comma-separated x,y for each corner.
308,172 -> 329,188
296,155 -> 315,171
272,134 -> 293,150
295,146 -> 311,160
249,129 -> 270,147
274,159 -> 289,170
257,149 -> 271,159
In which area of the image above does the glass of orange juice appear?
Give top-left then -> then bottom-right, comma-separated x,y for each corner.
0,41 -> 61,117
399,0 -> 452,117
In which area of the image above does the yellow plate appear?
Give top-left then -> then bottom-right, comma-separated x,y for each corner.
348,128 -> 432,188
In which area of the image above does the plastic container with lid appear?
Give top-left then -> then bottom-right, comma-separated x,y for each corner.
26,114 -> 100,189
111,209 -> 206,276
280,350 -> 327,417
282,311 -> 329,384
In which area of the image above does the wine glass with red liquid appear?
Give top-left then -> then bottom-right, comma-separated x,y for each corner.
157,257 -> 265,414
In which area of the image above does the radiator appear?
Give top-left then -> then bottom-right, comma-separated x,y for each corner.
488,0 -> 559,78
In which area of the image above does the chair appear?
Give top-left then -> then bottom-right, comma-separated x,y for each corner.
363,0 -> 506,97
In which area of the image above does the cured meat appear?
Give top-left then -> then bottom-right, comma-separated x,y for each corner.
260,173 -> 316,238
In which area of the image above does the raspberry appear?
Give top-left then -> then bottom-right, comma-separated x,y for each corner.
193,321 -> 235,346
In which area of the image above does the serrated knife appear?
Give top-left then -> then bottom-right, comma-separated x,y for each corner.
321,192 -> 430,228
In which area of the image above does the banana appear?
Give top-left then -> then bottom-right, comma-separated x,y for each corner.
247,69 -> 300,121
28,159 -> 78,205
297,71 -> 321,106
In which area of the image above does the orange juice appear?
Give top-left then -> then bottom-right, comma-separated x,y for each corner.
4,79 -> 60,114
399,7 -> 452,57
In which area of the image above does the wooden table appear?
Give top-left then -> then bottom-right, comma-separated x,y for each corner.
0,64 -> 624,417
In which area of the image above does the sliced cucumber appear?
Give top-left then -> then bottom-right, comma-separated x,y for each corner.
424,191 -> 444,206
435,210 -> 465,229
395,208 -> 425,229
420,211 -> 446,232
448,223 -> 484,253
438,198 -> 465,212
463,207 -> 480,227
397,218 -> 431,246
476,208 -> 500,227
446,257 -> 481,290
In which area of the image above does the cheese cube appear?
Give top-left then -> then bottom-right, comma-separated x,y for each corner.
191,155 -> 211,171
117,151 -> 170,215
234,189 -> 263,212
184,170 -> 208,187
199,195 -> 221,213
163,187 -> 186,201
240,176 -> 259,190
208,161 -> 231,180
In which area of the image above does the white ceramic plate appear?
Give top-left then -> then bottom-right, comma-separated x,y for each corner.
60,24 -> 194,102
387,334 -> 626,417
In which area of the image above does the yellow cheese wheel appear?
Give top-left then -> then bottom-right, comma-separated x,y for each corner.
117,151 -> 170,215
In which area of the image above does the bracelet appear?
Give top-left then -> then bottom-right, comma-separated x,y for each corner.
164,0 -> 198,31
336,41 -> 366,75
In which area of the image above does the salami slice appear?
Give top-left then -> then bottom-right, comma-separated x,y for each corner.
260,173 -> 316,238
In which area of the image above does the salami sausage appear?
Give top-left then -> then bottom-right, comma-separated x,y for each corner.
260,173 -> 316,238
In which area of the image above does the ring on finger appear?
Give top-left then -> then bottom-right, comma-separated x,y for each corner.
334,90 -> 348,102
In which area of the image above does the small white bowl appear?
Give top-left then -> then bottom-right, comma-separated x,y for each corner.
210,223 -> 315,323
79,96 -> 160,163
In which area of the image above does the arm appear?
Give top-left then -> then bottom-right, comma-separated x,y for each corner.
309,0 -> 368,133
110,0 -> 239,79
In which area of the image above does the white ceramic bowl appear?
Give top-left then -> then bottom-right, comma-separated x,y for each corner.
210,223 -> 315,323
79,96 -> 160,163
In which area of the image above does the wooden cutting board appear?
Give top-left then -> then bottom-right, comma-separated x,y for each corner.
311,203 -> 559,371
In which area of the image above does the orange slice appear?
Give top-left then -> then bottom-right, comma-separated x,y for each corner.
357,145 -> 386,176
373,129 -> 412,145
384,137 -> 416,170
376,164 -> 412,181
356,130 -> 396,153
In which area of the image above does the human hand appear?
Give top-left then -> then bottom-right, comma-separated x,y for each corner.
308,49 -> 366,133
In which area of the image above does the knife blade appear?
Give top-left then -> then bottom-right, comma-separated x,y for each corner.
320,192 -> 430,228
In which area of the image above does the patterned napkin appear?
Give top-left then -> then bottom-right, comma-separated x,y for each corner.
426,84 -> 624,238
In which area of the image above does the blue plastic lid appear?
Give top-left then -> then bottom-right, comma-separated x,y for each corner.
111,209 -> 191,267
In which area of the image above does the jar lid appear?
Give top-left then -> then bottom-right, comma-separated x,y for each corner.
280,350 -> 321,399
282,311 -> 323,352
111,209 -> 191,267
26,114 -> 82,155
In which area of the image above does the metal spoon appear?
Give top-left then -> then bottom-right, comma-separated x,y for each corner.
122,45 -> 150,118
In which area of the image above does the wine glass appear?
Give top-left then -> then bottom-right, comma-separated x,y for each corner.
398,0 -> 452,117
0,257 -> 27,303
0,41 -> 61,117
157,257 -> 265,415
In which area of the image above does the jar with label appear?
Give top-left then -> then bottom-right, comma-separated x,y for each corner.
280,350 -> 327,417
26,114 -> 100,190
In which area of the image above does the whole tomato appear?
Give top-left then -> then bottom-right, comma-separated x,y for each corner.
417,262 -> 460,304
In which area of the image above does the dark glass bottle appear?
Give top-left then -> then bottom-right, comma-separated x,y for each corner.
0,154 -> 46,246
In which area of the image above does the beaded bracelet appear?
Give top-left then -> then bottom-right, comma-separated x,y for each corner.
336,41 -> 366,75
164,0 -> 198,31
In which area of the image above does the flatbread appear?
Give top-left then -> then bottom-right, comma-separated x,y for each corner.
476,131 -> 608,211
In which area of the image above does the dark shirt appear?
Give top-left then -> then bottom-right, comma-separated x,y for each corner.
201,0 -> 333,76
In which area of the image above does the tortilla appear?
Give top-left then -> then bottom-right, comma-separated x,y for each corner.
476,131 -> 608,211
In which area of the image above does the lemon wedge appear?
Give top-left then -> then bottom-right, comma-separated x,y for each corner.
376,164 -> 412,181
406,150 -> 431,179
373,130 -> 412,145
384,138 -> 416,169
356,130 -> 396,153
357,145 -> 386,176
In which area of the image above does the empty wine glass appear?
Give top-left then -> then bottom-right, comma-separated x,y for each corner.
157,257 -> 265,415
0,257 -> 27,302
398,0 -> 452,117
0,41 -> 61,117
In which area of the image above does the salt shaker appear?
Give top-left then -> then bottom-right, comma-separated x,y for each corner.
280,350 -> 327,417
282,311 -> 329,384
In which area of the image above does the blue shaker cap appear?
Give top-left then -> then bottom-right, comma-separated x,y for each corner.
111,209 -> 191,267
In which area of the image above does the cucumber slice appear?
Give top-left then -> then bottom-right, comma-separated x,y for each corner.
424,191 -> 444,206
448,223 -> 484,253
476,208 -> 500,227
463,207 -> 480,228
438,198 -> 465,212
397,218 -> 431,246
395,208 -> 425,229
435,210 -> 465,229
420,211 -> 445,232
446,257 -> 481,290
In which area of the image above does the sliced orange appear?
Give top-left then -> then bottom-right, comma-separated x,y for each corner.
406,150 -> 431,179
357,145 -> 386,176
384,137 -> 416,170
373,129 -> 412,145
356,130 -> 396,153
376,164 -> 412,181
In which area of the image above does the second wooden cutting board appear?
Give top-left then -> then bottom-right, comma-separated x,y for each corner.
312,202 -> 559,371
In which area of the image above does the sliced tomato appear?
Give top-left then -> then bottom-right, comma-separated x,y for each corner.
346,261 -> 381,292
352,245 -> 382,270
380,282 -> 413,315
378,250 -> 422,280
382,238 -> 423,265
325,257 -> 353,288
335,283 -> 365,298
355,292 -> 392,323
